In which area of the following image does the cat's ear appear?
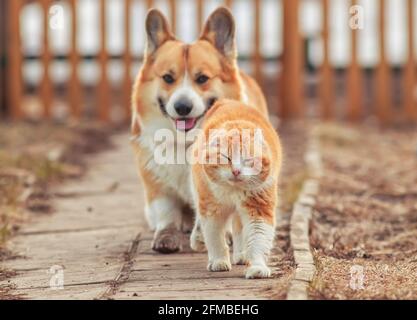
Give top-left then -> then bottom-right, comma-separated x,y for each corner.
199,7 -> 236,60
145,9 -> 175,56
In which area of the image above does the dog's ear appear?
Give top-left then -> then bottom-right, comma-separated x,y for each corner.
145,9 -> 175,55
199,7 -> 236,59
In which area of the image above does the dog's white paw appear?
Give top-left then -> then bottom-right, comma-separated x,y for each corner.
226,231 -> 233,247
233,252 -> 248,265
207,259 -> 231,272
152,228 -> 181,254
245,265 -> 271,279
190,228 -> 206,252
181,206 -> 195,234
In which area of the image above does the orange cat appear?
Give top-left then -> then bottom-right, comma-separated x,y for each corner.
190,99 -> 282,278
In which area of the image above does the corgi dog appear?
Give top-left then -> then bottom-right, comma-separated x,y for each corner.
190,99 -> 282,278
130,7 -> 268,253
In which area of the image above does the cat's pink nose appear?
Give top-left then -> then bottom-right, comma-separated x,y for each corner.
232,169 -> 241,177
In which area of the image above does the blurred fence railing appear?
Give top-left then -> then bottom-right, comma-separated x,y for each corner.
2,0 -> 417,125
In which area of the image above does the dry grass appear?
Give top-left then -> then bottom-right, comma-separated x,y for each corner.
309,122 -> 417,299
310,254 -> 417,300
0,122 -> 113,247
0,121 -> 113,299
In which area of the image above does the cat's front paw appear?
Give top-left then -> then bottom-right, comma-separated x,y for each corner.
245,265 -> 271,279
207,259 -> 231,272
233,252 -> 248,265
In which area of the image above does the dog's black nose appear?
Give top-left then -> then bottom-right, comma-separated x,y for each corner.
174,99 -> 193,116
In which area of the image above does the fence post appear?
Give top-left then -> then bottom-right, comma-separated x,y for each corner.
169,0 -> 176,34
253,0 -> 263,87
224,0 -> 233,8
281,0 -> 303,118
0,0 -> 6,117
69,0 -> 81,119
7,0 -> 23,120
98,0 -> 110,122
404,0 -> 416,122
375,0 -> 391,125
197,0 -> 204,31
347,0 -> 363,121
41,0 -> 53,119
124,0 -> 132,122
319,0 -> 333,119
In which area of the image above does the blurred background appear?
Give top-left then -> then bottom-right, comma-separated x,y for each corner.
1,0 -> 417,125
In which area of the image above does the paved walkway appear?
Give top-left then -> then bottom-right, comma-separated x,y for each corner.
0,132 -> 292,300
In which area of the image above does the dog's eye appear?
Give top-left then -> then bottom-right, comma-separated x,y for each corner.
196,75 -> 209,85
162,74 -> 175,84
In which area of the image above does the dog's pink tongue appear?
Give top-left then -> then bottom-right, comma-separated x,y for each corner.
176,118 -> 196,131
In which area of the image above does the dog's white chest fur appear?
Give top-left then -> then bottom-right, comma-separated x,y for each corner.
148,158 -> 191,200
136,120 -> 193,204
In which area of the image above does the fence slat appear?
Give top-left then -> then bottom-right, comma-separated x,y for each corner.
197,0 -> 204,31
169,0 -> 176,34
124,0 -> 132,122
69,0 -> 81,119
281,0 -> 303,118
98,0 -> 109,122
0,0 -> 6,117
347,0 -> 362,121
146,0 -> 154,9
375,0 -> 391,124
41,0 -> 52,119
404,0 -> 417,122
319,0 -> 333,119
7,0 -> 22,119
253,0 -> 262,86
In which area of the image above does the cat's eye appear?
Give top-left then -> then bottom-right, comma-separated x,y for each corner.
196,74 -> 209,85
162,74 -> 175,84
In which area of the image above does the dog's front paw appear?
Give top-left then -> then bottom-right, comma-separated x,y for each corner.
152,228 -> 181,254
181,206 -> 195,234
207,259 -> 231,272
233,252 -> 248,265
245,265 -> 271,279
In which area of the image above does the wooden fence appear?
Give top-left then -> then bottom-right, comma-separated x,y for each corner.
2,0 -> 417,124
